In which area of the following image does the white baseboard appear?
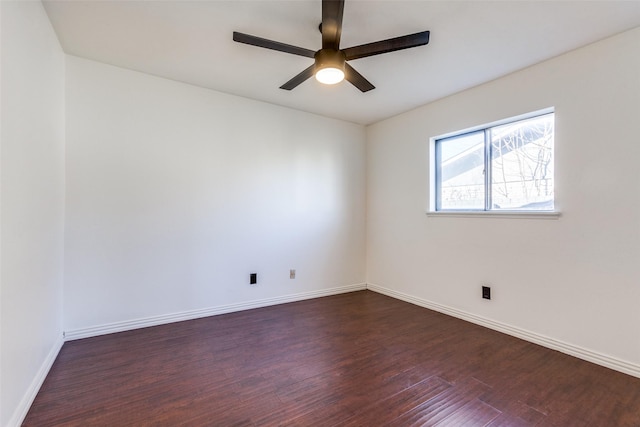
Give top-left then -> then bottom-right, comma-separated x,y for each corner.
8,334 -> 64,427
367,283 -> 640,379
64,283 -> 367,341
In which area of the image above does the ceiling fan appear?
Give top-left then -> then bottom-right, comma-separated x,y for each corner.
232,0 -> 430,92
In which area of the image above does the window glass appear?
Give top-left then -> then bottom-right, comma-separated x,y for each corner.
437,131 -> 485,210
490,114 -> 554,210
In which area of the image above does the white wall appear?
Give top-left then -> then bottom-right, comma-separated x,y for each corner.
366,27 -> 640,372
64,56 -> 366,333
0,1 -> 66,426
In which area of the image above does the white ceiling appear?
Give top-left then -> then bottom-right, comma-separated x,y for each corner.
43,0 -> 640,125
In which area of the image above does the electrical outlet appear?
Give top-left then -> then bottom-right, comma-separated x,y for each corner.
482,286 -> 491,300
250,273 -> 257,285
290,269 -> 296,279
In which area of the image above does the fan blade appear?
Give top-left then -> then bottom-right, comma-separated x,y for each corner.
233,32 -> 315,58
322,0 -> 344,50
343,31 -> 430,61
344,63 -> 375,92
280,65 -> 316,90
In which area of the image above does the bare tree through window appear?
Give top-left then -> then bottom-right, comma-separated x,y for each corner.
490,114 -> 554,209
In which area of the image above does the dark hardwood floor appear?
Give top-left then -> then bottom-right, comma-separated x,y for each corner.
24,290 -> 640,426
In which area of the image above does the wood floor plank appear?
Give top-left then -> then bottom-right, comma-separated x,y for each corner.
433,398 -> 501,426
481,395 -> 546,426
338,376 -> 453,426
23,291 -> 640,426
392,377 -> 493,426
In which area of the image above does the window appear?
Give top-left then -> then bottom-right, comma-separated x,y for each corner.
433,111 -> 554,212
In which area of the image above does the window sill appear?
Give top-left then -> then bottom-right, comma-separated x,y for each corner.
426,211 -> 561,220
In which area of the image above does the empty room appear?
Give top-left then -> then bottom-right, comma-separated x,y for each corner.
2,0 -> 640,425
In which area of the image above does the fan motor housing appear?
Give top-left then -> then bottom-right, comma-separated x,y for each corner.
314,49 -> 346,73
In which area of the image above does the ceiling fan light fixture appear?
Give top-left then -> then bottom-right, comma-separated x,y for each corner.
315,67 -> 344,85
233,0 -> 430,92
314,49 -> 346,85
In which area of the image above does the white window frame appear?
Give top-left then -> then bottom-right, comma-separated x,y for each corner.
428,108 -> 560,219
